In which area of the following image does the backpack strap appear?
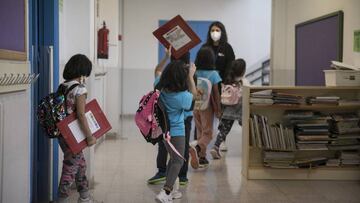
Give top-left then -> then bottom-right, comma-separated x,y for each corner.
163,133 -> 186,161
63,83 -> 80,115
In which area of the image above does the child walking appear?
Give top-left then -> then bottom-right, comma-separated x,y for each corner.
148,50 -> 193,186
210,58 -> 248,159
190,46 -> 222,168
154,48 -> 197,203
58,54 -> 97,203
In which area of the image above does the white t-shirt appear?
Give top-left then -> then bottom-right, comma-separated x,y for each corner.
62,80 -> 88,114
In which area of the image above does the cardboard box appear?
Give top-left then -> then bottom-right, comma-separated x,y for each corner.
324,70 -> 360,86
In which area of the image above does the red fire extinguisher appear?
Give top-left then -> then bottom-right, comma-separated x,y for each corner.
98,21 -> 109,59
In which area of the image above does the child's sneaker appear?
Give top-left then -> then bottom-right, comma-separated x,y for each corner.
78,197 -> 91,203
189,145 -> 199,169
219,141 -> 228,151
179,177 -> 188,186
199,157 -> 209,168
147,172 -> 166,184
171,177 -> 182,199
156,189 -> 173,203
171,190 -> 182,199
210,146 -> 221,159
189,140 -> 198,147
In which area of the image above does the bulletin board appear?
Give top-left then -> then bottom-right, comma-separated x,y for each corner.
0,0 -> 27,61
295,11 -> 343,86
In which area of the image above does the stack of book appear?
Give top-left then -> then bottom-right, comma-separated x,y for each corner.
293,157 -> 328,168
263,151 -> 296,168
307,96 -> 340,106
328,113 -> 360,150
340,151 -> 360,166
272,92 -> 303,105
338,99 -> 360,106
250,90 -> 273,105
326,158 -> 341,167
250,114 -> 296,150
285,110 -> 331,150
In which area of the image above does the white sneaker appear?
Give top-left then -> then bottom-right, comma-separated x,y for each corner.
171,177 -> 182,199
189,140 -> 198,147
78,197 -> 92,203
156,189 -> 173,203
171,190 -> 182,199
219,141 -> 228,151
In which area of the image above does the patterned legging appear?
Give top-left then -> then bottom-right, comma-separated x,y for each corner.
58,138 -> 89,198
214,118 -> 242,148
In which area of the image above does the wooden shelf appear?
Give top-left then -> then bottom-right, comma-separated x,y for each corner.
250,104 -> 360,110
242,86 -> 360,180
247,166 -> 360,180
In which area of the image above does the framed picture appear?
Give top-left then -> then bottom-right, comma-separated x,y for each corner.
295,11 -> 343,86
153,15 -> 201,59
0,0 -> 27,61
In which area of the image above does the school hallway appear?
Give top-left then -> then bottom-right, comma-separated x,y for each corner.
65,117 -> 360,203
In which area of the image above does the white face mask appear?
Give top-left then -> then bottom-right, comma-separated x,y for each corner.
211,31 -> 221,42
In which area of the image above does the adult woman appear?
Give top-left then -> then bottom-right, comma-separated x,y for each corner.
204,21 -> 235,80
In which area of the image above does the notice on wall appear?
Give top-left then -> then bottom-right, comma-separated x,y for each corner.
355,30 -> 360,52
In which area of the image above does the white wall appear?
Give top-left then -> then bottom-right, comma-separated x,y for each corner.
0,90 -> 30,203
121,0 -> 271,114
59,0 -> 98,187
271,0 -> 360,85
97,0 -> 121,134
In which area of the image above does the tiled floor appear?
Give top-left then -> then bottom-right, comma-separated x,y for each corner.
69,117 -> 360,203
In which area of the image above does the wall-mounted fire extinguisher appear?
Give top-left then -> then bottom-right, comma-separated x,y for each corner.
97,21 -> 109,59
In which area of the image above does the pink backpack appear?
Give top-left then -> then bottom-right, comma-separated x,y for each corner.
135,90 -> 166,144
221,83 -> 242,105
134,90 -> 185,160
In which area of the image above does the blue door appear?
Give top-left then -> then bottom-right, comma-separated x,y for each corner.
30,0 -> 60,202
158,20 -> 212,63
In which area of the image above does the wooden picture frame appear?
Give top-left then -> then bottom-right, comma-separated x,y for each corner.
0,0 -> 27,61
153,15 -> 201,59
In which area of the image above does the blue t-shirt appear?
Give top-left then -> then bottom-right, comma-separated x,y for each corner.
196,70 -> 222,85
154,76 -> 193,136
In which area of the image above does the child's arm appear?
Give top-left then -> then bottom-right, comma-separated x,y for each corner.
187,63 -> 197,100
76,94 -> 96,146
154,46 -> 171,77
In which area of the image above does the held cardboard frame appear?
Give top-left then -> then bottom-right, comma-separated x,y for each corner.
153,15 -> 201,59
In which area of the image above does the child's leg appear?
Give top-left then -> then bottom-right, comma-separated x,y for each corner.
214,119 -> 235,148
193,111 -> 202,140
178,116 -> 192,179
157,141 -> 168,174
164,137 -> 185,192
74,153 -> 90,199
58,153 -> 82,198
197,107 -> 214,158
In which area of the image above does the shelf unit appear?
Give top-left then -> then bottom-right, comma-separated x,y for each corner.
241,86 -> 360,180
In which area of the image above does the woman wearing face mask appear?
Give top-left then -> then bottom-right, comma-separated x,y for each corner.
201,21 -> 235,152
204,21 -> 235,80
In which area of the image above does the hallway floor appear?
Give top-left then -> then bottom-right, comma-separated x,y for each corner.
69,117 -> 360,203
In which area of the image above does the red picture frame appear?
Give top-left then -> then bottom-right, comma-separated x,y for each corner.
57,99 -> 112,154
153,15 -> 201,59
